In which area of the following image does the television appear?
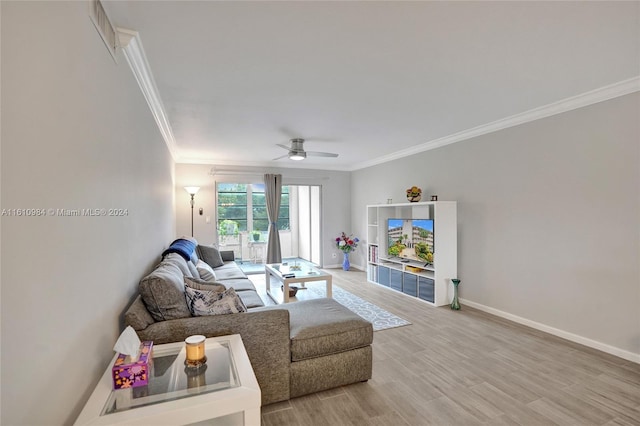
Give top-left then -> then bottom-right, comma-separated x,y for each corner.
387,218 -> 434,264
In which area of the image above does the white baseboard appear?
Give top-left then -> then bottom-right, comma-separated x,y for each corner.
459,298 -> 640,364
322,262 -> 365,271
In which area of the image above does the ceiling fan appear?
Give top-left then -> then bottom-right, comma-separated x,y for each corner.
273,138 -> 339,161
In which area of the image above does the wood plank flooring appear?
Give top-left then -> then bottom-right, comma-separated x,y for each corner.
255,269 -> 640,425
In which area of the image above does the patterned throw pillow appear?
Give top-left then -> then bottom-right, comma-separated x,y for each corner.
196,260 -> 217,281
184,285 -> 247,316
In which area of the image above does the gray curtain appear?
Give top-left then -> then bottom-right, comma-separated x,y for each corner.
265,173 -> 283,263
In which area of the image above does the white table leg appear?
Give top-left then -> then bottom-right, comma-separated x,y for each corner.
244,408 -> 260,426
283,279 -> 290,303
265,269 -> 271,294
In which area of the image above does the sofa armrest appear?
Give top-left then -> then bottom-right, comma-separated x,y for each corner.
135,309 -> 291,405
220,250 -> 235,261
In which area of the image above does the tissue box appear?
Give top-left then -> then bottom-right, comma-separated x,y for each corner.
112,341 -> 153,390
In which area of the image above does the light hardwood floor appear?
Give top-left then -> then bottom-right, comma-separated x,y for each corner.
255,268 -> 640,426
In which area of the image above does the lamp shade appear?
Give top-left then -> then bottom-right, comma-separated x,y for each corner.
184,186 -> 200,195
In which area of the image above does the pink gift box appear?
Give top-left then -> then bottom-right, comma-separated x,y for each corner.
111,341 -> 153,390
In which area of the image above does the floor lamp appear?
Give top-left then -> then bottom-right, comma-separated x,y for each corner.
184,186 -> 200,237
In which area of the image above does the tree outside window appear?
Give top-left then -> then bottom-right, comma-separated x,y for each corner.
217,183 -> 289,235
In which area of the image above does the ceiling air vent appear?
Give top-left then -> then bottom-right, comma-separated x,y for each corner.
89,0 -> 118,62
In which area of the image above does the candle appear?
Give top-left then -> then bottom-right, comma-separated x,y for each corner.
185,335 -> 206,364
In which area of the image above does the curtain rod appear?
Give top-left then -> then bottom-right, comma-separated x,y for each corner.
209,167 -> 329,181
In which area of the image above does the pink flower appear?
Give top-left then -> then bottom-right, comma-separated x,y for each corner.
335,232 -> 359,253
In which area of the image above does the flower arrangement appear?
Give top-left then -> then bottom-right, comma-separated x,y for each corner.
335,232 -> 359,253
406,186 -> 422,202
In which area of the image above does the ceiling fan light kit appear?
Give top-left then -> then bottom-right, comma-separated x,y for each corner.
289,152 -> 306,161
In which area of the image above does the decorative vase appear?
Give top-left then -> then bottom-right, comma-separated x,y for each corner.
342,252 -> 350,271
407,194 -> 421,202
450,279 -> 461,310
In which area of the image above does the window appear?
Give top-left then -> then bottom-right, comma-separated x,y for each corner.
217,183 -> 248,231
217,183 -> 289,233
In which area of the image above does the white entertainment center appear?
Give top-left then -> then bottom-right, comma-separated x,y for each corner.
366,201 -> 457,307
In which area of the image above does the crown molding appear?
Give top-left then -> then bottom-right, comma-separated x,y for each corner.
113,32 -> 638,171
352,76 -> 640,171
117,28 -> 180,162
178,156 -> 351,171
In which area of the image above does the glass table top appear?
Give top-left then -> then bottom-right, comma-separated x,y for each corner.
102,339 -> 238,415
267,262 -> 328,279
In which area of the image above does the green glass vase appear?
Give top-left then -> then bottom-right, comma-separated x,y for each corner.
450,279 -> 461,310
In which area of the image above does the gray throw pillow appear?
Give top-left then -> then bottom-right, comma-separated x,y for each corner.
197,245 -> 224,268
196,260 -> 217,281
184,276 -> 226,292
187,260 -> 200,279
184,285 -> 247,316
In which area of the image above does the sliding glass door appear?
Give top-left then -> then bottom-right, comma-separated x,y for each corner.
215,182 -> 320,265
294,185 -> 321,265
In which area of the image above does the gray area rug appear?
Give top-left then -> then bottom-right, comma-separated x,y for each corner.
309,285 -> 411,331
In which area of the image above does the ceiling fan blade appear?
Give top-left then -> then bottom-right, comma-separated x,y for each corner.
276,144 -> 291,151
306,151 -> 339,158
272,154 -> 289,160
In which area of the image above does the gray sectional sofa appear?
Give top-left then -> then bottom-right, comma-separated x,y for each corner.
124,243 -> 373,405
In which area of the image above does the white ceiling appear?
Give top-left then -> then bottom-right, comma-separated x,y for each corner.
103,1 -> 640,171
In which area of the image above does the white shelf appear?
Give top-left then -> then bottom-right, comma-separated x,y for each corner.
366,201 -> 457,306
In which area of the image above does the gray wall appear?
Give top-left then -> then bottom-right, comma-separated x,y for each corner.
1,2 -> 175,424
174,164 -> 351,267
352,93 -> 639,359
175,164 -> 218,245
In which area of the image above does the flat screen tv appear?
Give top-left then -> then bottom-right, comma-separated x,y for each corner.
387,218 -> 434,264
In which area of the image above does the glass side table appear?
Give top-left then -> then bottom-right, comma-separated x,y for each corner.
75,334 -> 261,425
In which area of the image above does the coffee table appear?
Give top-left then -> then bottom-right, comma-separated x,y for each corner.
265,262 -> 332,304
74,334 -> 260,425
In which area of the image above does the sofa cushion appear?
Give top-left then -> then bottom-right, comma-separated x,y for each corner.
196,260 -> 217,281
220,278 -> 257,292
184,285 -> 247,316
281,298 -> 373,362
237,290 -> 266,309
214,262 -> 248,280
139,255 -> 192,322
184,276 -> 226,293
197,245 -> 224,268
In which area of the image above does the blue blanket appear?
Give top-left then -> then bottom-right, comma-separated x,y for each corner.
162,238 -> 196,261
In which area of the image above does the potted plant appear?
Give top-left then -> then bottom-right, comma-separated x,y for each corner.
250,230 -> 261,242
